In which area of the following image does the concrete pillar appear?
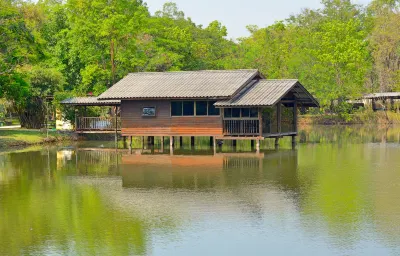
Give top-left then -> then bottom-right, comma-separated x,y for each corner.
161,136 -> 164,152
256,139 -> 260,153
169,136 -> 174,155
213,137 -> 217,155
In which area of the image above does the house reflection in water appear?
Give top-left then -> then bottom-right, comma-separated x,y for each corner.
121,150 -> 299,193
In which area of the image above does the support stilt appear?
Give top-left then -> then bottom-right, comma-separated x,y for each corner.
256,139 -> 260,153
213,137 -> 217,155
275,137 -> 279,149
169,136 -> 174,155
161,136 -> 164,152
191,136 -> 195,148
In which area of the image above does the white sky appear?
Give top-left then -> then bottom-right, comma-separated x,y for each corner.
144,0 -> 373,39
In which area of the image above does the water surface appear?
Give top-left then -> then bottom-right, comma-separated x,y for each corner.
1,125 -> 400,255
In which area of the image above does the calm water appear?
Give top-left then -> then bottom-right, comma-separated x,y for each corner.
1,126 -> 400,255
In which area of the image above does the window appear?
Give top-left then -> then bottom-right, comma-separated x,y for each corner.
171,101 -> 182,116
208,101 -> 220,116
224,108 -> 232,118
232,108 -> 241,118
241,108 -> 250,117
171,101 -> 220,117
196,101 -> 208,116
250,108 -> 258,118
223,108 -> 258,118
183,101 -> 194,116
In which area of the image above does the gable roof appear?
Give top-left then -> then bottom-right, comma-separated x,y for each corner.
98,70 -> 260,100
61,97 -> 120,106
214,79 -> 319,107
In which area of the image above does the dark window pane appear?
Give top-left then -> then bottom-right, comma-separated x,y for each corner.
208,101 -> 220,116
241,108 -> 250,117
232,108 -> 241,118
196,101 -> 208,116
224,108 -> 232,118
171,101 -> 182,116
183,101 -> 194,116
250,108 -> 258,118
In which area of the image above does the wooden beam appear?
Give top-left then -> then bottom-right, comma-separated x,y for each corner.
114,106 -> 118,146
258,107 -> 263,137
293,98 -> 297,133
277,103 -> 281,134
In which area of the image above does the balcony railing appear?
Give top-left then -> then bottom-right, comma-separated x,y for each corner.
223,119 -> 260,136
76,117 -> 121,131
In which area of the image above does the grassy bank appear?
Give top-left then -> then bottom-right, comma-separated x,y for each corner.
0,129 -> 74,149
299,111 -> 400,125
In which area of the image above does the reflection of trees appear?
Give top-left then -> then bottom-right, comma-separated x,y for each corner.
297,142 -> 400,246
0,150 -> 173,255
57,149 -> 121,176
297,144 -> 371,241
299,125 -> 400,144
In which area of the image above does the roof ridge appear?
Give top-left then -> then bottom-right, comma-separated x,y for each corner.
259,79 -> 298,81
127,69 -> 259,75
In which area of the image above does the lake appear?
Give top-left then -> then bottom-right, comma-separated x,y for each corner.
1,125 -> 400,255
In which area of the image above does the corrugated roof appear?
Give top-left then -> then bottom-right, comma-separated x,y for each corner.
215,79 -> 319,107
363,92 -> 400,99
98,70 -> 260,100
61,97 -> 120,106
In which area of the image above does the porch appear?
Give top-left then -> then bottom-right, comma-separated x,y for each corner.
75,117 -> 121,133
61,97 -> 121,134
222,101 -> 298,138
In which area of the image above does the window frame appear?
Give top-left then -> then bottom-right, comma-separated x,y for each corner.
223,107 -> 259,120
170,100 -> 221,117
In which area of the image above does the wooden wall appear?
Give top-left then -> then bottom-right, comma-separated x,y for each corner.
121,100 -> 223,136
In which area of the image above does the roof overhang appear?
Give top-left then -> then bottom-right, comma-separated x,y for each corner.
214,80 -> 319,108
60,97 -> 120,106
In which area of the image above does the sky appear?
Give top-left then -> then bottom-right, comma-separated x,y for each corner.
144,0 -> 373,39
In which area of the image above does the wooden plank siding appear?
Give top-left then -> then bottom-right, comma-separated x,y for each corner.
121,100 -> 223,136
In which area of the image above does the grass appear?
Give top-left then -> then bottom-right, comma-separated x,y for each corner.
0,129 -> 73,149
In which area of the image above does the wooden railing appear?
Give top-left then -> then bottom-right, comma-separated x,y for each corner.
76,117 -> 121,131
223,119 -> 260,136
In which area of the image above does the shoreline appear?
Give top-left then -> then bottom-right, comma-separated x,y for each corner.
0,130 -> 76,150
298,111 -> 400,125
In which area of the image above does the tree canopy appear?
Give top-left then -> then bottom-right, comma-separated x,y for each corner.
1,0 -> 400,126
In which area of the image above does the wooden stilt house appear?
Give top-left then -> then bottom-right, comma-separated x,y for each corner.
62,70 -> 318,147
